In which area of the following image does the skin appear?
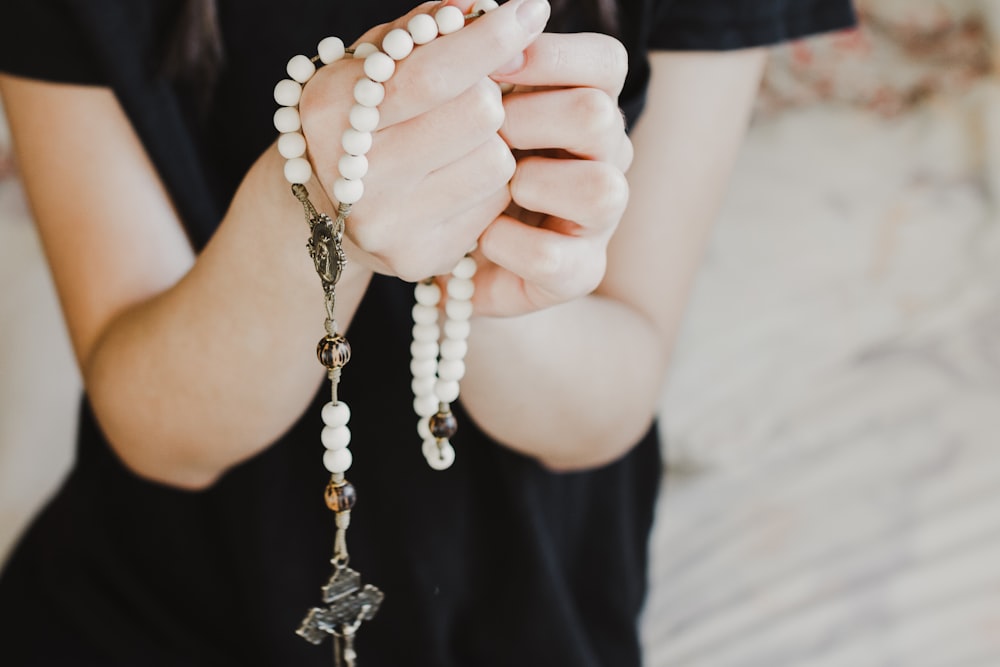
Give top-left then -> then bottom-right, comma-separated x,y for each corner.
0,0 -> 766,488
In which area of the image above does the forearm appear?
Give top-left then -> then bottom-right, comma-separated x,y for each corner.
460,294 -> 666,470
85,147 -> 372,488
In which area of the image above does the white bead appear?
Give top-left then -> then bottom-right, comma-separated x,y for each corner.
440,338 -> 468,360
447,277 -> 475,302
322,401 -> 351,427
410,357 -> 438,378
412,323 -> 440,343
435,379 -> 461,404
364,52 -> 396,83
408,14 -> 438,45
414,394 -> 439,418
338,154 -> 368,181
354,78 -> 385,107
333,178 -> 364,205
414,281 -> 441,306
421,438 -> 442,461
435,5 -> 465,35
277,132 -> 306,159
411,303 -> 439,325
425,440 -> 456,470
273,79 -> 302,106
417,416 -> 432,440
353,42 -> 378,59
273,107 -> 301,133
445,299 -> 473,321
321,425 -> 352,450
412,377 -> 436,398
452,256 -> 477,280
341,129 -> 373,156
382,28 -> 414,60
410,340 -> 439,360
473,0 -> 500,12
437,359 -> 466,382
317,36 -> 346,64
323,447 -> 353,473
349,104 -> 380,133
286,54 -> 316,83
444,319 -> 471,340
284,157 -> 312,184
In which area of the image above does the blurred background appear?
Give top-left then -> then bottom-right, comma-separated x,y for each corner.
2,0 -> 999,664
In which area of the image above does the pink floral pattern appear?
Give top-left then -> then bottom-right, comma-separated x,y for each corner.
759,0 -> 995,116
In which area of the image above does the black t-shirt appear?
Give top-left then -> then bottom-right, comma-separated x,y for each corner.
0,2 -> 854,666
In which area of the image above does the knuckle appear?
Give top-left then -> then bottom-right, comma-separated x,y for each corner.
486,134 -> 517,185
603,37 -> 629,89
574,88 -> 619,138
587,163 -> 630,217
527,238 -> 566,283
469,79 -> 506,135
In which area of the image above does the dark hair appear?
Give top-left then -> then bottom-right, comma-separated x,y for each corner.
163,0 -> 619,91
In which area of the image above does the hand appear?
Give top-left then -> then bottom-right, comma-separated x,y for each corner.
297,0 -> 551,282
472,31 -> 633,317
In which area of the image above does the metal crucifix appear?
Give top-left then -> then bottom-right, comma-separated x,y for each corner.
297,565 -> 384,666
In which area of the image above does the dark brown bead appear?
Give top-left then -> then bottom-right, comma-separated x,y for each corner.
317,335 -> 351,370
429,411 -> 458,439
325,480 -> 357,512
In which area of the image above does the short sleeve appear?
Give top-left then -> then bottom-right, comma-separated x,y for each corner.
649,0 -> 857,51
0,0 -> 105,84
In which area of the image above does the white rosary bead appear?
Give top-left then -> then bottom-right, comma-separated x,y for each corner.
444,319 -> 471,340
437,359 -> 466,382
321,425 -> 352,450
407,13 -> 439,45
424,440 -> 456,470
439,338 -> 468,360
353,42 -> 378,59
411,323 -> 440,343
446,277 -> 475,302
286,54 -> 316,83
435,379 -> 461,404
341,128 -> 373,156
273,106 -> 301,133
414,281 -> 442,306
277,132 -> 306,159
317,36 -> 346,64
349,104 -> 380,133
382,28 -> 414,61
273,79 -> 302,107
417,416 -> 432,441
414,394 -> 439,418
363,52 -> 396,83
333,178 -> 364,205
445,299 -> 474,322
284,157 -> 312,185
410,340 -> 439,361
322,401 -> 351,427
452,256 -> 477,280
354,78 -> 385,107
435,5 -> 465,35
323,447 -> 354,474
473,0 -> 500,12
410,357 -> 438,378
412,377 -> 436,399
411,303 -> 439,325
338,154 -> 368,181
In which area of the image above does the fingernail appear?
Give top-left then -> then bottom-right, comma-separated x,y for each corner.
516,0 -> 549,33
493,51 -> 525,76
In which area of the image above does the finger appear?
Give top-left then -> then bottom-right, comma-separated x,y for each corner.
416,134 -> 516,221
509,156 -> 628,233
474,214 -> 607,313
378,0 -> 551,127
370,78 -> 504,181
490,32 -> 629,97
500,88 -> 630,167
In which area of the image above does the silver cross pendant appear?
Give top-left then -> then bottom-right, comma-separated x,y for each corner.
297,565 -> 384,666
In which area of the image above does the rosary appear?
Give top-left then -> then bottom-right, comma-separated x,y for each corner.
272,2 -> 499,664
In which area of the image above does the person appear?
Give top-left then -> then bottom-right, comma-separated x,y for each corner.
0,0 -> 853,665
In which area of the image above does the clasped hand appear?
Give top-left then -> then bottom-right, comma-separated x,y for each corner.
298,0 -> 631,316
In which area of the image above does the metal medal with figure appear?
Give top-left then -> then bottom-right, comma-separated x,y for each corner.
293,183 -> 383,666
